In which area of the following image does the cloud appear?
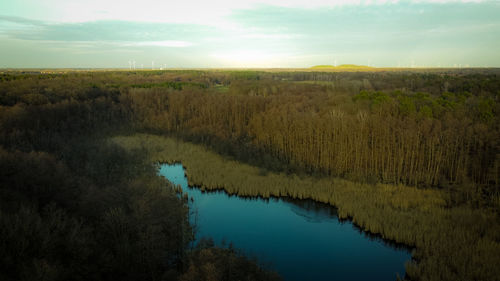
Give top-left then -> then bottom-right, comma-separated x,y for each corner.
0,15 -> 44,26
240,33 -> 300,39
229,1 -> 500,35
125,41 -> 194,47
2,0 -> 497,25
223,1 -> 500,65
0,16 -> 207,48
1,0 -> 499,67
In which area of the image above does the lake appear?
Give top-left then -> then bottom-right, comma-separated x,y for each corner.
159,163 -> 411,281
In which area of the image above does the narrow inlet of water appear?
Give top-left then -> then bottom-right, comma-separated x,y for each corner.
159,163 -> 411,281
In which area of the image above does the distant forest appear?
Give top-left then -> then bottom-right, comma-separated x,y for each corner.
127,71 -> 498,191
0,69 -> 499,281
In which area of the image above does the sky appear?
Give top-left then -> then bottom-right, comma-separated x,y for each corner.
0,0 -> 499,68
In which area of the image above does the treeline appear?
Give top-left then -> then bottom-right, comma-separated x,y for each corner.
1,69 -> 498,280
0,71 -> 281,281
113,133 -> 500,281
118,70 -> 499,203
2,69 -> 498,197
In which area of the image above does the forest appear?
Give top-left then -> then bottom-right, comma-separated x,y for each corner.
0,70 -> 282,281
0,68 -> 499,281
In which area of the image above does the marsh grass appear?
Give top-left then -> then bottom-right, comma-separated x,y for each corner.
113,133 -> 500,281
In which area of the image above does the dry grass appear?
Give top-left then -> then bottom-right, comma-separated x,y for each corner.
112,134 -> 500,281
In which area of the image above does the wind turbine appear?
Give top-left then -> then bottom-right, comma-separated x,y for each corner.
128,60 -> 132,70
133,60 -> 136,70
152,61 -> 154,70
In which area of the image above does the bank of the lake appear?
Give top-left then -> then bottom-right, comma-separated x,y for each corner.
160,163 -> 410,281
112,134 -> 500,281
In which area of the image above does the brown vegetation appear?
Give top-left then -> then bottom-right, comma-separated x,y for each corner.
1,69 -> 499,281
114,133 -> 500,281
122,70 -> 499,196
0,70 -> 281,281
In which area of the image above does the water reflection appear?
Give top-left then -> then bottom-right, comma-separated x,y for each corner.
281,198 -> 339,223
159,163 -> 411,281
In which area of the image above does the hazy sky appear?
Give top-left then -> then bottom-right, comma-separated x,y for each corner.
1,0 -> 499,68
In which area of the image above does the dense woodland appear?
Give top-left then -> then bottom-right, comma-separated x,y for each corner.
0,70 -> 282,281
0,68 -> 499,281
118,69 -> 498,199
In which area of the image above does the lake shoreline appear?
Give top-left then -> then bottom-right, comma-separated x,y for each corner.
162,168 -> 414,253
160,162 -> 411,281
113,133 -> 500,281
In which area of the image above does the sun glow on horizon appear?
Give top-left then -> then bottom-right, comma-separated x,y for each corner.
0,0 -> 499,68
211,50 -> 289,68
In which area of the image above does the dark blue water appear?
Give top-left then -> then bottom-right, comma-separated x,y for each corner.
159,163 -> 411,281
